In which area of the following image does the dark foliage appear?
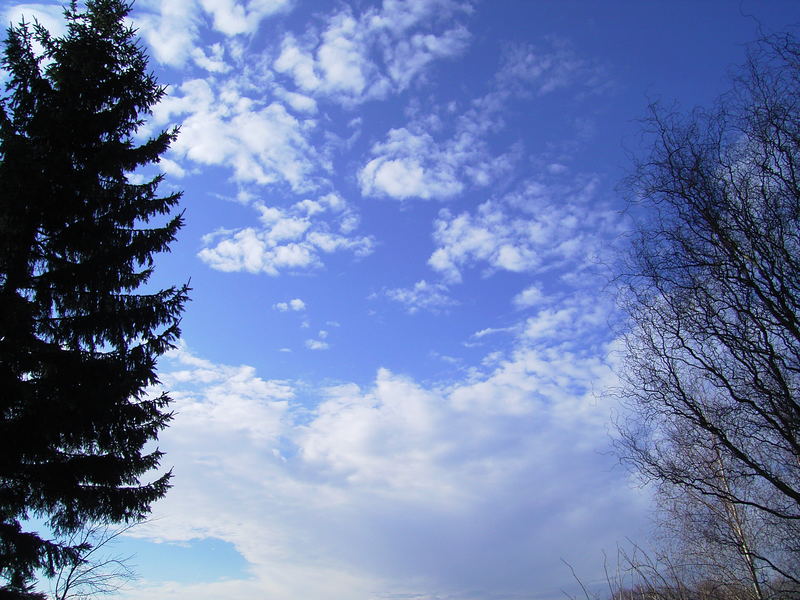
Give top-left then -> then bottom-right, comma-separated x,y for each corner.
0,0 -> 187,594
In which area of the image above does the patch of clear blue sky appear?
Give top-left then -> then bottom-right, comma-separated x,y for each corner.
122,537 -> 250,584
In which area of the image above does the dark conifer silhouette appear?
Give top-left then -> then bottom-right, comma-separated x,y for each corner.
0,0 -> 187,594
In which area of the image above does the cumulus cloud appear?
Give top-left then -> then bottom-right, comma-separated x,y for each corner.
198,193 -> 372,275
191,42 -> 231,73
357,79 -> 522,201
382,280 -> 457,314
513,283 -> 546,309
359,129 -> 465,200
152,78 -> 321,191
303,330 -> 330,350
133,0 -> 202,67
199,0 -> 291,36
98,5 -> 640,599
305,337 -> 330,351
134,0 -> 291,67
273,0 -> 471,104
125,291 -> 646,600
274,298 -> 306,312
3,4 -> 67,37
428,202 -> 533,281
358,115 -> 518,201
274,88 -> 318,113
428,176 -> 621,283
156,345 -> 294,449
357,36 -> 610,203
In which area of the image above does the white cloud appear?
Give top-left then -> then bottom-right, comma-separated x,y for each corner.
368,0 -> 471,34
496,37 -> 607,97
3,4 -> 67,37
521,296 -> 609,348
191,42 -> 231,73
273,0 -> 471,104
198,0 -> 291,36
383,280 -> 457,314
101,5 -> 643,599
156,345 -> 294,449
274,298 -> 306,312
356,36 -> 608,203
359,130 -> 464,200
199,228 -> 280,273
428,176 -> 620,283
384,26 -> 471,89
513,283 -> 545,309
275,88 -> 318,113
134,0 -> 291,67
134,0 -> 201,67
358,86 -> 519,202
472,325 -> 515,339
305,338 -> 330,351
428,202 -> 527,282
358,123 -> 514,201
158,157 -> 189,179
148,70 -> 373,278
315,15 -> 370,96
274,26 -> 363,97
153,78 -> 320,190
127,309 -> 647,600
198,193 -> 373,275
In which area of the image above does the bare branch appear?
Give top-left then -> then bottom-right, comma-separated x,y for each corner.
617,32 -> 800,593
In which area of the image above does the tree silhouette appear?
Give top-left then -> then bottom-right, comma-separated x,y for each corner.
0,0 -> 187,594
50,522 -> 138,600
618,33 -> 800,591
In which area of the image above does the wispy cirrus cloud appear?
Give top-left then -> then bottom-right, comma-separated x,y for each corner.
496,37 -> 608,97
381,279 -> 457,314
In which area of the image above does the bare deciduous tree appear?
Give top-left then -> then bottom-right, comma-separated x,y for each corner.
616,32 -> 800,593
49,523 -> 138,600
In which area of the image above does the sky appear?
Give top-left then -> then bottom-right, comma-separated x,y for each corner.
3,1 -> 800,599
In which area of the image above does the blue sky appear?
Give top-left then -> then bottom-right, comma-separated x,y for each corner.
4,1 -> 800,599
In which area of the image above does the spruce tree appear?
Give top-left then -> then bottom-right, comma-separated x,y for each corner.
0,0 -> 187,593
